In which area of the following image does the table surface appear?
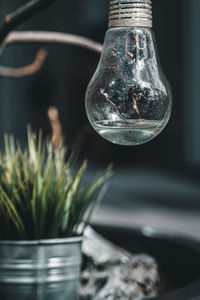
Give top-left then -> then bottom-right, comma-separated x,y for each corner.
91,167 -> 200,241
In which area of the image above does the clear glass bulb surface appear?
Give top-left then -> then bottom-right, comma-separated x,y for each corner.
85,28 -> 172,146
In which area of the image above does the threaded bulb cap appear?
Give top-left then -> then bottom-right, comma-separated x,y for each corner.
109,0 -> 152,28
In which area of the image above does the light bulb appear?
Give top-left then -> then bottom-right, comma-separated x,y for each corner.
85,0 -> 172,146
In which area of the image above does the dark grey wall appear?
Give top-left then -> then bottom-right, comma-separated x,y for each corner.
0,0 -> 198,173
183,0 -> 200,166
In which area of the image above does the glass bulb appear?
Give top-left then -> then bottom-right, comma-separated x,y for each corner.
85,0 -> 172,146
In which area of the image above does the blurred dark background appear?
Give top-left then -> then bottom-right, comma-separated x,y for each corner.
0,0 -> 200,236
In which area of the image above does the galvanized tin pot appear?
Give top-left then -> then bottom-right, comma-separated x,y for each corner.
0,236 -> 82,300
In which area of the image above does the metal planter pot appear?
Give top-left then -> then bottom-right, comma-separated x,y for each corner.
0,236 -> 82,300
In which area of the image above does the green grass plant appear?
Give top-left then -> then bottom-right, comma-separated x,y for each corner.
0,128 -> 112,240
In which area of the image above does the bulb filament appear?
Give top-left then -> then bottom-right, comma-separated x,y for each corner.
100,89 -> 138,144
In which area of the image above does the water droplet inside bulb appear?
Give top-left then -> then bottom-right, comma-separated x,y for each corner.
93,119 -> 166,146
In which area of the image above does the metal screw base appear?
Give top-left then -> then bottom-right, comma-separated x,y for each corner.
109,0 -> 152,28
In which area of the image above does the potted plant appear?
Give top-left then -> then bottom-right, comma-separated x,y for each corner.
0,127 -> 112,300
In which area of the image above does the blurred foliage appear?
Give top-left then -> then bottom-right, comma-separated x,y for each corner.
0,127 -> 112,240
